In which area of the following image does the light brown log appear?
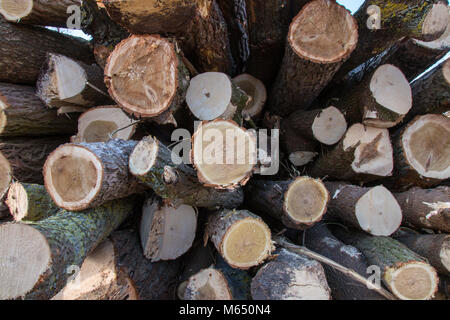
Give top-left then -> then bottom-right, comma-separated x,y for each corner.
184,268 -> 232,300
0,151 -> 11,207
232,73 -> 266,119
44,139 -> 143,211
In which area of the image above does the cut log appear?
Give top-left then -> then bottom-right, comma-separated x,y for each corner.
214,254 -> 252,300
393,186 -> 450,233
251,248 -> 331,300
0,197 -> 138,300
232,73 -> 266,119
0,0 -> 80,27
205,209 -> 274,269
0,136 -> 69,184
0,151 -> 11,205
284,132 -> 319,167
282,106 -> 348,146
37,53 -> 112,109
324,182 -> 403,237
140,197 -> 197,262
80,0 -> 129,69
245,177 -> 329,230
191,120 -> 257,188
333,229 -> 439,300
392,114 -> 450,190
186,72 -> 250,123
104,35 -> 190,126
0,83 -> 78,137
0,16 -> 94,84
184,268 -> 232,300
6,183 -> 60,222
408,58 -> 450,120
393,229 -> 450,275
332,0 -> 449,82
268,0 -> 358,116
304,224 -> 386,300
71,106 -> 137,143
129,136 -> 244,209
44,139 -> 142,211
309,123 -> 394,183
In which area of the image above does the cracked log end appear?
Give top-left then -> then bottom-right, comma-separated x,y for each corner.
6,182 -> 31,222
0,0 -> 33,22
0,151 -> 11,201
184,268 -> 232,300
402,114 -> 450,180
140,199 -> 197,262
0,223 -> 51,300
72,106 -> 137,143
385,261 -> 439,300
192,120 -> 257,188
284,177 -> 329,228
232,74 -> 267,119
104,35 -> 178,118
343,123 -> 393,177
312,106 -> 347,145
129,136 -> 160,177
44,144 -> 103,211
289,0 -> 358,64
422,3 -> 449,41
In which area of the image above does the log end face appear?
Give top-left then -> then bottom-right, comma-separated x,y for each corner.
5,182 -> 28,221
184,268 -> 232,300
421,3 -> 449,41
232,74 -> 267,119
312,106 -> 347,145
0,151 -> 11,201
289,151 -> 318,167
0,0 -> 33,22
0,223 -> 51,300
440,237 -> 450,274
129,136 -> 159,177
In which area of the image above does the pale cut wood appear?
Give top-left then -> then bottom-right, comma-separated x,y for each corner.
232,74 -> 266,119
0,151 -> 11,205
184,268 -> 232,300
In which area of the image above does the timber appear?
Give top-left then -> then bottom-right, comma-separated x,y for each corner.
232,74 -> 266,120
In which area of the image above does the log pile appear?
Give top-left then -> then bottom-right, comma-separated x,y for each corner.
0,0 -> 449,301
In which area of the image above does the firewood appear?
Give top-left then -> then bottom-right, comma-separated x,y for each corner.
71,106 -> 137,143
0,0 -> 80,27
304,224 -> 387,300
129,136 -> 244,209
0,136 -> 69,184
0,151 -> 11,207
6,183 -> 59,222
333,229 -> 439,300
0,83 -> 78,137
393,229 -> 450,275
205,209 -> 274,269
391,114 -> 450,190
251,248 -> 331,300
37,53 -> 112,109
44,139 -> 142,211
186,72 -> 250,122
245,177 -> 329,230
324,182 -> 402,237
284,132 -> 319,167
104,35 -> 190,126
309,123 -> 394,183
333,0 -> 449,82
232,73 -> 266,119
393,186 -> 450,233
268,0 -> 358,116
191,120 -> 257,188
0,197 -> 139,300
0,16 -> 94,84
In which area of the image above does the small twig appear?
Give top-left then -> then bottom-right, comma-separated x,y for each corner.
275,236 -> 397,300
85,81 -> 110,98
108,120 -> 142,139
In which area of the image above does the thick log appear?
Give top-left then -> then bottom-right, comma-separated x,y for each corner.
71,106 -> 137,143
129,136 -> 244,209
333,229 -> 439,300
205,209 -> 274,269
0,197 -> 138,300
191,119 -> 257,188
332,0 -> 449,82
0,16 -> 94,84
104,35 -> 190,126
232,73 -> 266,119
0,136 -> 69,184
0,83 -> 78,137
304,224 -> 386,300
393,229 -> 450,275
245,177 -> 329,230
391,114 -> 450,190
140,197 -> 197,262
37,53 -> 112,109
324,182 -> 402,237
186,72 -> 250,123
44,139 -> 142,211
6,183 -> 59,222
268,0 -> 358,116
308,123 -> 394,183
251,248 -> 331,300
393,186 -> 450,233
0,151 -> 11,206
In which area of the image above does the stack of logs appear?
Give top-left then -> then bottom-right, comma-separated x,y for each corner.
0,0 -> 449,301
